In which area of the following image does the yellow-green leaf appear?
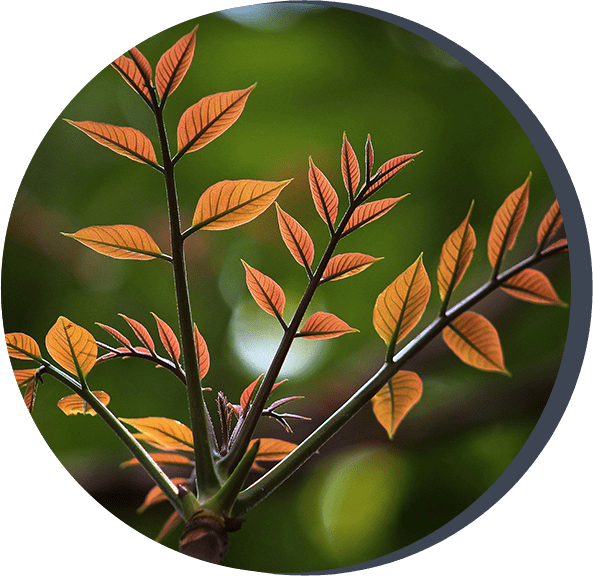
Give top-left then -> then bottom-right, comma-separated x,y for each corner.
57,391 -> 110,416
45,317 -> 97,378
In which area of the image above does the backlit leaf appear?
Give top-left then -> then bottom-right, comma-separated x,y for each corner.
138,478 -> 188,513
364,152 -> 421,199
298,312 -> 358,340
242,261 -> 285,320
249,438 -> 298,461
46,317 -> 97,378
129,48 -> 153,85
177,86 -> 255,155
443,311 -> 509,374
546,238 -> 568,253
120,417 -> 194,452
342,133 -> 360,199
112,49 -> 152,101
309,158 -> 339,227
342,197 -> 406,236
155,26 -> 197,101
437,202 -> 476,301
501,269 -> 567,306
156,511 -> 183,542
323,253 -> 382,282
192,179 -> 291,231
240,377 -> 286,410
57,391 -> 110,416
373,255 -> 431,347
14,368 -> 37,387
65,120 -> 158,166
119,315 -> 156,354
537,200 -> 563,247
5,333 -> 41,361
151,313 -> 181,363
488,174 -> 530,269
96,323 -> 133,349
120,452 -> 193,469
24,379 -> 39,413
276,204 -> 314,268
193,324 -> 210,380
372,371 -> 422,439
63,225 -> 164,260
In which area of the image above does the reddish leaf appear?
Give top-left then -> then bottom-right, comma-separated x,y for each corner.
192,179 -> 291,231
156,511 -> 183,542
342,196 -> 406,236
546,238 -> 568,253
177,86 -> 255,155
129,48 -> 153,85
242,261 -> 285,320
309,157 -> 339,227
437,202 -> 476,301
341,133 -> 360,199
5,333 -> 41,361
63,225 -> 164,260
364,152 -> 422,199
155,26 -> 197,101
248,438 -> 298,461
276,204 -> 314,269
46,317 -> 97,378
443,311 -> 509,374
488,174 -> 530,269
373,255 -> 431,347
372,371 -> 422,439
138,478 -> 188,513
240,377 -> 286,410
111,49 -> 152,101
118,315 -> 156,354
120,417 -> 194,452
299,312 -> 358,340
14,368 -> 37,387
323,253 -> 382,282
57,391 -> 110,416
95,323 -> 133,349
120,452 -> 193,469
24,379 -> 39,414
537,200 -> 563,247
65,120 -> 157,167
502,269 -> 567,306
151,313 -> 181,364
193,324 -> 210,380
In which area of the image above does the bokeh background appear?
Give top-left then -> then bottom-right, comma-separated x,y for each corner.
2,3 -> 570,573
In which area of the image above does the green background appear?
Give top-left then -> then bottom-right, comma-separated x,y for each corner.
3,3 -> 590,573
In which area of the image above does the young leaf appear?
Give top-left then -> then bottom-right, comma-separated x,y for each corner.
372,371 -> 422,439
57,391 -> 110,416
341,133 -> 360,199
5,333 -> 41,361
442,311 -> 509,374
240,377 -> 286,411
14,368 -> 37,387
177,86 -> 255,155
298,312 -> 358,340
193,324 -> 210,380
249,438 -> 298,462
242,261 -> 286,321
373,255 -> 431,348
120,417 -> 194,452
129,47 -> 153,86
45,317 -> 97,378
364,152 -> 422,199
138,478 -> 189,513
151,313 -> 181,364
488,174 -> 531,270
537,200 -> 563,247
437,202 -> 476,302
65,120 -> 158,167
276,204 -> 314,269
155,26 -> 197,101
309,158 -> 339,228
96,323 -> 133,350
120,452 -> 193,469
342,196 -> 406,236
191,179 -> 291,232
322,253 -> 382,282
118,314 -> 156,354
63,225 -> 165,261
112,51 -> 152,101
501,269 -> 567,306
365,134 -> 374,182
156,511 -> 183,542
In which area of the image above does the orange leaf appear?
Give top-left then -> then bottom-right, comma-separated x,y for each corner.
437,202 -> 476,301
5,333 -> 41,361
129,48 -> 153,86
192,179 -> 291,231
537,199 -> 563,247
488,174 -> 531,269
240,377 -> 285,411
45,317 -> 97,378
193,324 -> 210,380
96,323 -> 133,349
120,417 -> 194,452
372,371 -> 422,439
249,438 -> 298,462
24,378 -> 39,414
112,50 -> 152,101
177,85 -> 255,155
364,152 -> 421,199
242,261 -> 285,320
443,311 -> 509,374
62,225 -> 164,260
323,253 -> 382,282
118,315 -> 155,354
151,313 -> 181,363
373,255 -> 431,348
57,391 -> 110,416
120,452 -> 193,469
156,511 -> 183,542
501,269 -> 567,306
546,238 -> 568,253
309,157 -> 339,227
14,368 -> 37,387
299,312 -> 358,340
342,196 -> 406,236
342,132 -> 360,199
156,26 -> 197,101
65,120 -> 157,167
138,478 -> 188,513
276,204 -> 314,269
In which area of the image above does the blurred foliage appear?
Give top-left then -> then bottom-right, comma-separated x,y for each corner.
2,4 -> 570,573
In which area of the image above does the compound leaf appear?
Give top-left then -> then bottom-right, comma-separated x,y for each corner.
46,317 -> 97,378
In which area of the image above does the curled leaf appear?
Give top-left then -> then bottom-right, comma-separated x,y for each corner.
242,261 -> 285,320
276,204 -> 314,269
193,324 -> 210,380
6,333 -> 41,361
537,199 -> 563,247
501,269 -> 567,306
342,196 -> 406,236
118,315 -> 156,354
155,26 -> 197,101
120,417 -> 194,452
298,312 -> 358,340
364,152 -> 421,199
151,313 -> 181,364
45,317 -> 97,378
57,391 -> 110,416
309,157 -> 339,227
322,253 -> 382,282
341,133 -> 360,199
